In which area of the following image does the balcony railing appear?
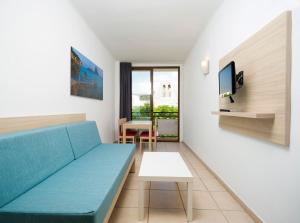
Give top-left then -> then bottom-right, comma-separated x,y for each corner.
132,111 -> 178,120
131,112 -> 179,141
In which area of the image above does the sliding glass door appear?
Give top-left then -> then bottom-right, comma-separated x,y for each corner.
131,67 -> 179,141
153,68 -> 179,141
131,69 -> 152,120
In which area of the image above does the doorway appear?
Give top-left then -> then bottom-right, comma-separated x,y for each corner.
131,67 -> 180,142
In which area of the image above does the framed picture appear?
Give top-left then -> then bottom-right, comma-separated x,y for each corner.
71,47 -> 103,100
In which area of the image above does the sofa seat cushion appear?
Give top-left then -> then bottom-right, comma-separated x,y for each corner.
66,121 -> 101,159
0,126 -> 74,208
0,144 -> 136,223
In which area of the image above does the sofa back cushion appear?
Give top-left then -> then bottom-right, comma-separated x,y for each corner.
66,121 -> 101,159
0,126 -> 74,208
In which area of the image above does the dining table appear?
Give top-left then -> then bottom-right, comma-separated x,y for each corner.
122,120 -> 153,151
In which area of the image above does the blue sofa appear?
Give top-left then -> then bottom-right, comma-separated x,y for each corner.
0,121 -> 136,223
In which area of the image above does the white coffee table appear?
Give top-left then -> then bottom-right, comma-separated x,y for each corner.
138,152 -> 194,221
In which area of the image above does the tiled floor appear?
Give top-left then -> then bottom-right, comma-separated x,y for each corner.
109,142 -> 255,223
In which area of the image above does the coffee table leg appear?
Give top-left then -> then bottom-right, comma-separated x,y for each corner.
187,181 -> 193,221
139,180 -> 145,220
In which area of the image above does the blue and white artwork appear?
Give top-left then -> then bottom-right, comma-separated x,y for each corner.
71,47 -> 103,100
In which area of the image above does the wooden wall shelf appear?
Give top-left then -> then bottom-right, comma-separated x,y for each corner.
211,111 -> 275,119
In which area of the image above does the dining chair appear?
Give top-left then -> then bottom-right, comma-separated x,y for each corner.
118,118 -> 137,144
139,118 -> 158,152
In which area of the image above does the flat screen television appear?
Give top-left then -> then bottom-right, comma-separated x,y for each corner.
219,61 -> 236,97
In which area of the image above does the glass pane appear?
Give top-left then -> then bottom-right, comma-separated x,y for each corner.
132,70 -> 151,120
153,68 -> 179,141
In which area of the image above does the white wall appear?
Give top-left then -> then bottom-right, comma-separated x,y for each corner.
183,1 -> 300,222
0,0 -> 116,142
114,61 -> 120,140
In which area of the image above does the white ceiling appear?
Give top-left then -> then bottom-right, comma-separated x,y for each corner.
71,0 -> 222,63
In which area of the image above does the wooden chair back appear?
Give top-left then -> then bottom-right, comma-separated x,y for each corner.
118,118 -> 127,135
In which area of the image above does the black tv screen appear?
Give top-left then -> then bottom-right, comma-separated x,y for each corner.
219,61 -> 236,97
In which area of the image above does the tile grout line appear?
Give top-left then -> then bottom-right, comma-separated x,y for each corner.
122,143 -> 250,223
183,143 -> 261,223
186,144 -> 253,222
207,190 -> 231,223
181,148 -> 228,222
183,145 -> 232,223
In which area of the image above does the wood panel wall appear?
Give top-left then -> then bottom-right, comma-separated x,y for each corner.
218,11 -> 292,146
0,113 -> 86,134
